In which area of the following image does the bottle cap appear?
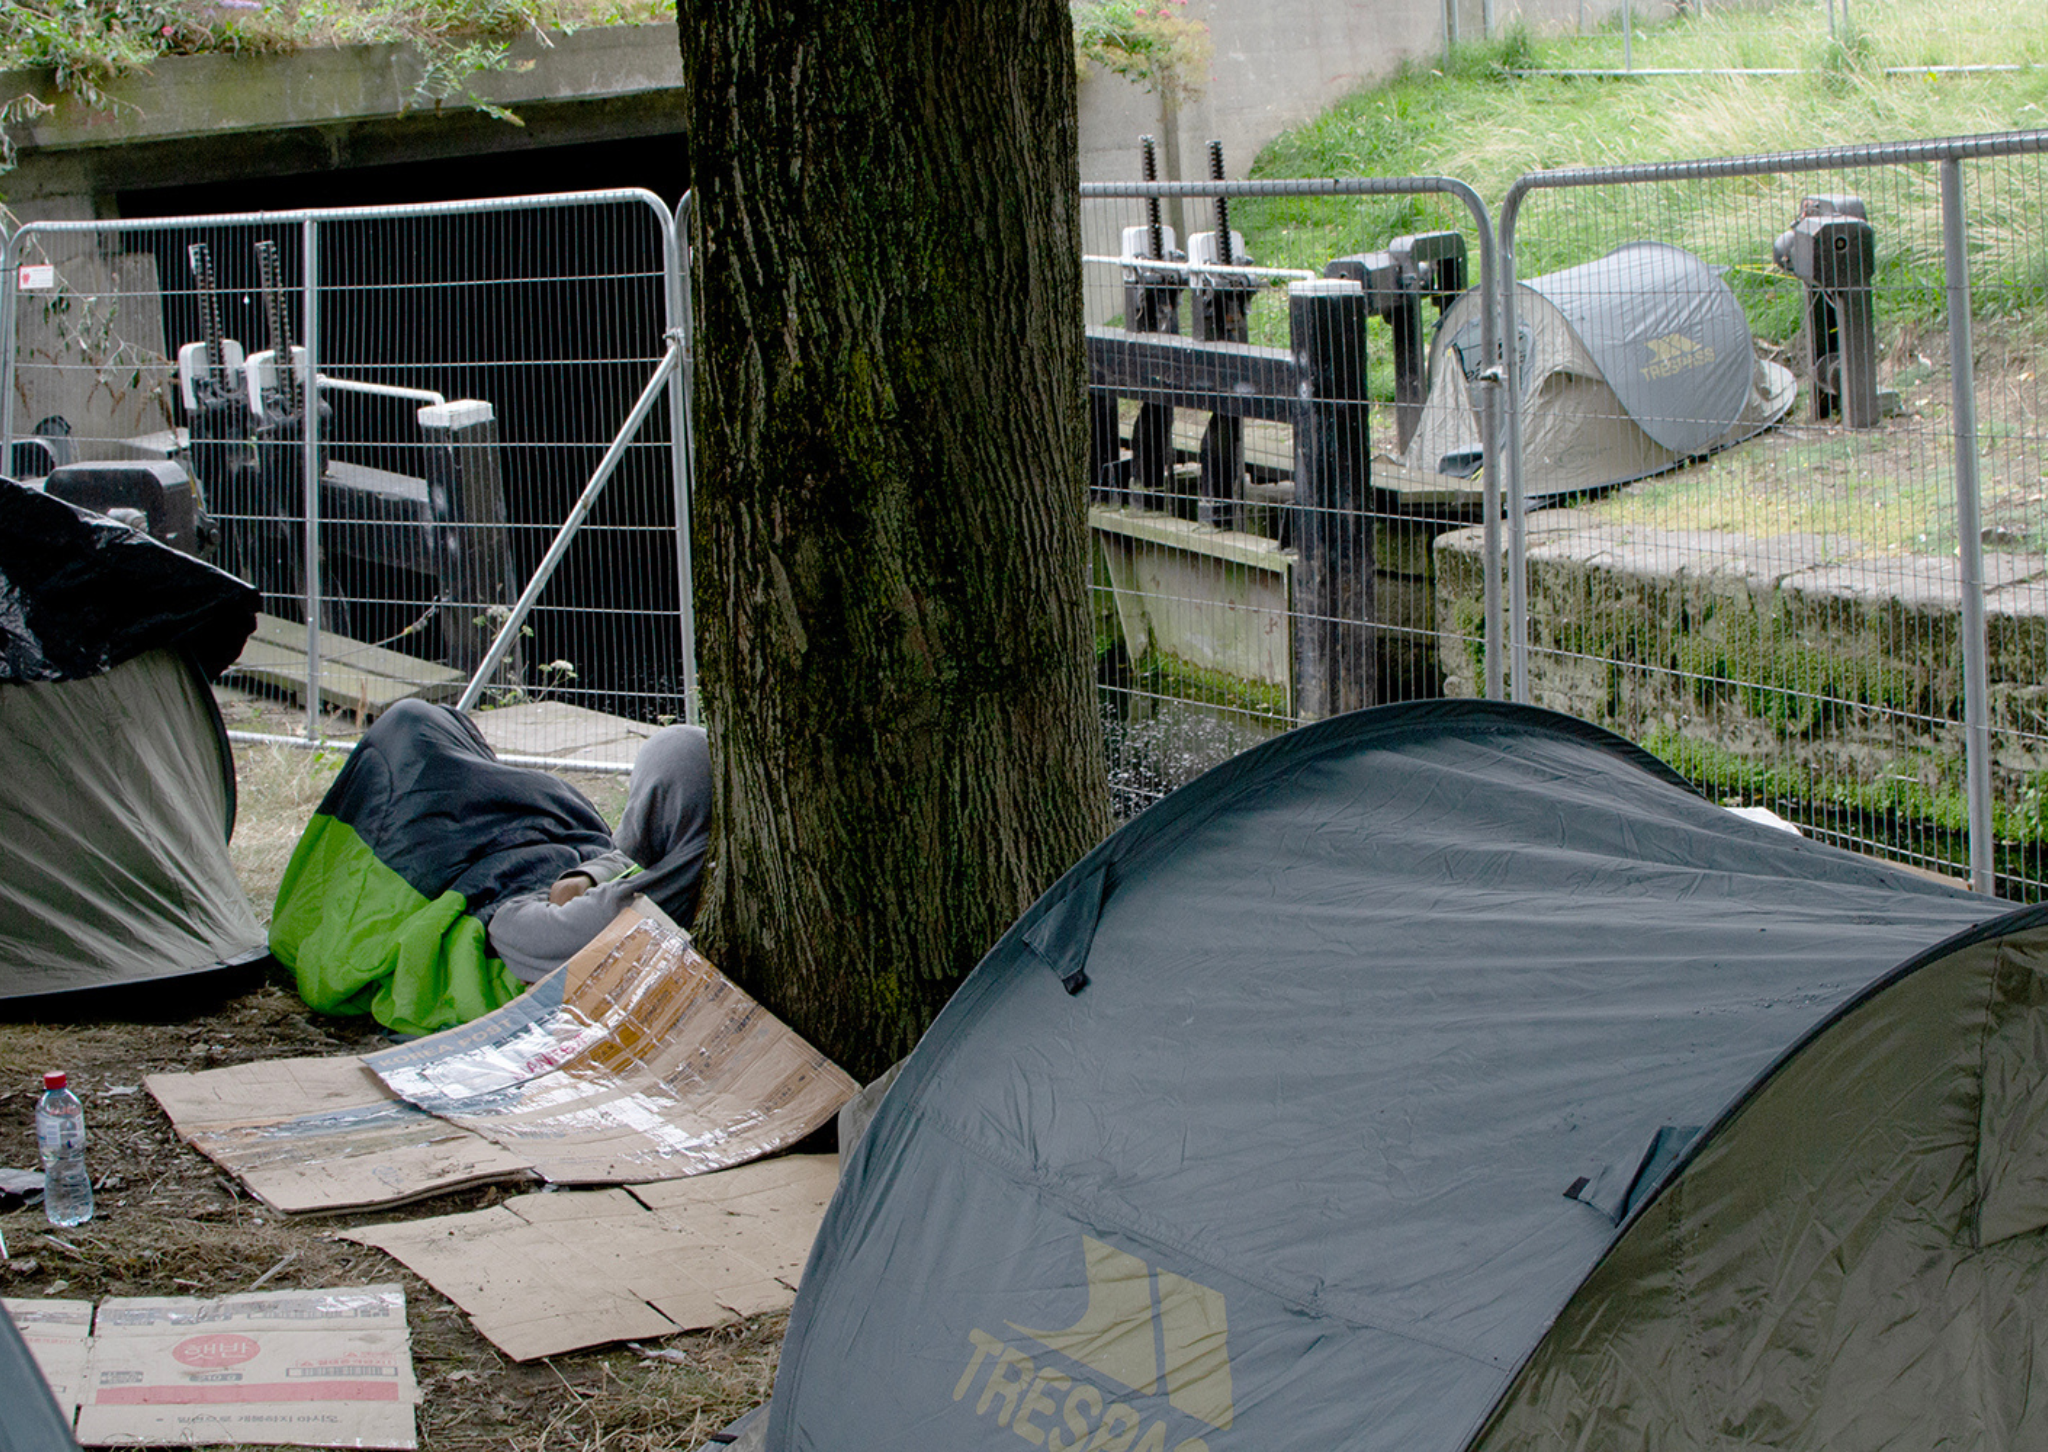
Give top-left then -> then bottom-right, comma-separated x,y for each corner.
43,1071 -> 65,1091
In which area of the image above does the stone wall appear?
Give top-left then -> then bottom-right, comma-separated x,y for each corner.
1434,515 -> 2048,805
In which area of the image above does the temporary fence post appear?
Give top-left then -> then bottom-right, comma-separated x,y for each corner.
1479,369 -> 1504,703
1942,159 -> 1994,895
1289,279 -> 1374,721
301,218 -> 322,743
666,194 -> 700,726
1497,235 -> 1530,704
1458,199 -> 1504,703
0,227 -> 18,473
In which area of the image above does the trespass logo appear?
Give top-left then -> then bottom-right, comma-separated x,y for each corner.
1639,331 -> 1715,379
952,1236 -> 1233,1451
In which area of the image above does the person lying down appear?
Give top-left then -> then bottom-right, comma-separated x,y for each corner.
268,699 -> 711,1037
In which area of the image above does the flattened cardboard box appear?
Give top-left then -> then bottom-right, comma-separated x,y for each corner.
363,904 -> 858,1184
145,1056 -> 533,1215
150,904 -> 857,1214
4,1297 -> 93,1414
8,1285 -> 417,1449
346,1155 -> 838,1361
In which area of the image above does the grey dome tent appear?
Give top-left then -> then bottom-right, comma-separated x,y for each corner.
768,701 -> 2046,1451
1381,241 -> 1796,504
0,479 -> 265,1004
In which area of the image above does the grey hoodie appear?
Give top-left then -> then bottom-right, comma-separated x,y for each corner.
488,724 -> 711,983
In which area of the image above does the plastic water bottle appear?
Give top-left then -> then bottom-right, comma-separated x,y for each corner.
35,1072 -> 92,1228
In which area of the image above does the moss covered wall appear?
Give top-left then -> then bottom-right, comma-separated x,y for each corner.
1434,516 -> 2048,856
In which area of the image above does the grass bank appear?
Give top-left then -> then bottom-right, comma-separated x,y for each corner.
1218,0 -> 2048,365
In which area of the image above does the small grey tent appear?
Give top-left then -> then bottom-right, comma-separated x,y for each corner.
1382,241 -> 1795,503
769,701 -> 2046,1450
0,478 -> 265,1003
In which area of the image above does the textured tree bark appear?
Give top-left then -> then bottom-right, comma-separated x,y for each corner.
678,1 -> 1111,1081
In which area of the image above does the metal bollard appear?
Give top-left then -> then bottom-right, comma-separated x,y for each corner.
1326,230 -> 1468,455
1772,195 -> 1881,429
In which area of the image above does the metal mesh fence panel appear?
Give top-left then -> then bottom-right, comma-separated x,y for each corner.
3,190 -> 690,770
1082,171 -> 1498,818
5,215 -> 293,587
1499,132 -> 2048,895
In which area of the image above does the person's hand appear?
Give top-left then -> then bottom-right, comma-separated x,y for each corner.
549,873 -> 595,907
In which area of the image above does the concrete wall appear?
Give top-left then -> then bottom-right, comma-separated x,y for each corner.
0,24 -> 686,218
1078,0 -> 1642,189
0,4 -> 1653,220
0,27 -> 688,454
0,5 -> 1652,452
0,2 -> 1687,216
1075,0 -> 1642,320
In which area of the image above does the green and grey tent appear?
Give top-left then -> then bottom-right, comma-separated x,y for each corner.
1379,241 -> 1796,504
769,701 -> 2044,1451
0,479 -> 264,1004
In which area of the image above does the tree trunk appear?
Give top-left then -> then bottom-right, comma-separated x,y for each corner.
678,1 -> 1111,1082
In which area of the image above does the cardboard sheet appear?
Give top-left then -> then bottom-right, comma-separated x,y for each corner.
149,905 -> 856,1214
147,1056 -> 534,1215
4,1297 -> 93,1415
363,905 -> 858,1185
345,1155 -> 838,1362
8,1286 -> 417,1449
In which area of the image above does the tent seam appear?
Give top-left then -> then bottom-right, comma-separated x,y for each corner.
1453,909 -> 2048,1452
1965,936 -> 2009,1253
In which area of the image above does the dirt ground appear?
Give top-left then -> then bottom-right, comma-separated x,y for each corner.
1,729 -> 775,1452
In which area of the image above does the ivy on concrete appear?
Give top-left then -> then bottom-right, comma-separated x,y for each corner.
0,0 -> 668,124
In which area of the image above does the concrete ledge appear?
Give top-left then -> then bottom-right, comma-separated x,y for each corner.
1094,505 -> 1295,703
470,700 -> 658,765
1,24 -> 680,154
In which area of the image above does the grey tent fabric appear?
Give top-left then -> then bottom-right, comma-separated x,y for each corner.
1381,242 -> 1795,504
767,701 -> 2037,1452
0,648 -> 264,1000
0,1305 -> 75,1452
0,478 -> 263,1002
1473,918 -> 2048,1450
1523,241 -> 1758,456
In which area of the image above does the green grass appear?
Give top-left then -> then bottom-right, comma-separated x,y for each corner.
1579,431 -> 1961,554
1642,724 -> 2048,883
1211,0 -> 2048,367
